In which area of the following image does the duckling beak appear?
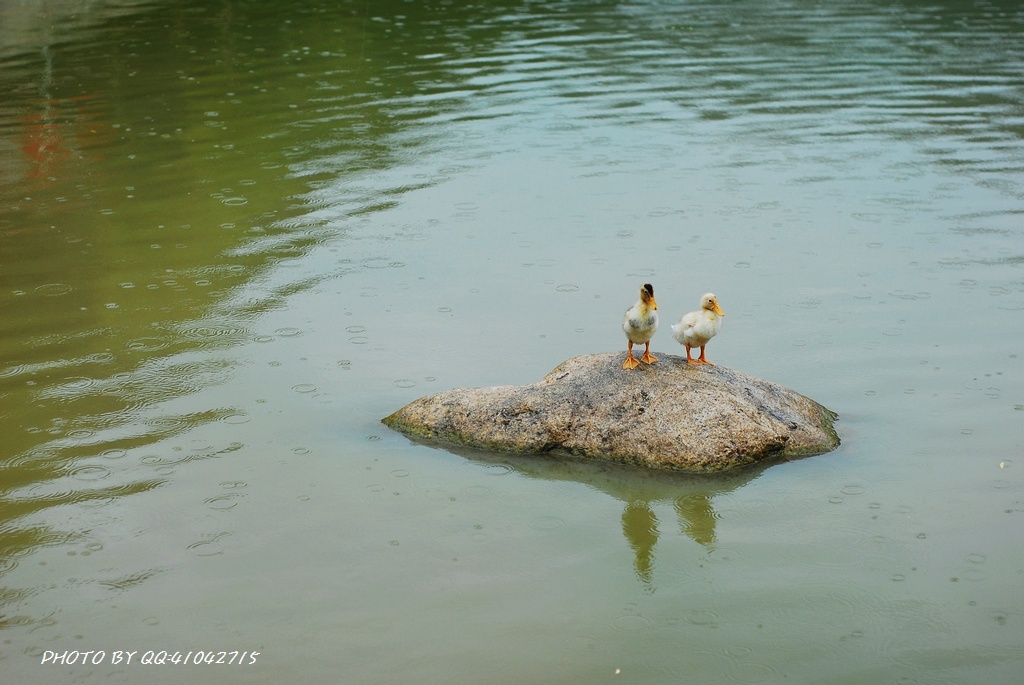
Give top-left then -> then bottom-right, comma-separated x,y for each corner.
713,303 -> 724,316
649,296 -> 658,311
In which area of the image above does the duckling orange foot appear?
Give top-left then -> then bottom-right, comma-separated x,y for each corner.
623,342 -> 644,370
640,343 -> 658,365
684,345 -> 708,365
696,346 -> 715,365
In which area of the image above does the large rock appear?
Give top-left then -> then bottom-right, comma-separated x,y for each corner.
382,353 -> 839,473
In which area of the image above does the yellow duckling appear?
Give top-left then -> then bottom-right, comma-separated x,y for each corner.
622,283 -> 659,370
671,293 -> 724,365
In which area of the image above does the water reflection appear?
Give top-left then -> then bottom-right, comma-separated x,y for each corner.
0,0 -> 1021,680
452,447 -> 768,586
0,0 -> 419,589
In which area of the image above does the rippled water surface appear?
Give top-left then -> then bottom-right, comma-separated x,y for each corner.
2,0 -> 1023,683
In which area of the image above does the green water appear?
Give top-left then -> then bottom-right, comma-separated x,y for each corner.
2,1 -> 1022,683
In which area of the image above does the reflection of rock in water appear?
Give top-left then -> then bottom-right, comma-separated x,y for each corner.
428,444 -> 769,586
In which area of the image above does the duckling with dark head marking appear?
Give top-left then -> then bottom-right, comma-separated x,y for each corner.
622,283 -> 659,370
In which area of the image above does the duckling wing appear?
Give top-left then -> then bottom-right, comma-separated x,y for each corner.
623,306 -> 638,334
671,312 -> 698,343
624,307 -> 658,340
686,312 -> 721,347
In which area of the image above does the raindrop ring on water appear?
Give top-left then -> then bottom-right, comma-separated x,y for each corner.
35,283 -> 73,296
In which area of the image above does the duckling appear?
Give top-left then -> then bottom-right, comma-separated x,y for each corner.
671,293 -> 724,365
622,283 -> 659,370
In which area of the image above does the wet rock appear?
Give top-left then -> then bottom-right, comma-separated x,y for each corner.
382,353 -> 839,473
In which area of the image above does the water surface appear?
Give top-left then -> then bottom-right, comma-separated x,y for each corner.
1,1 -> 1023,683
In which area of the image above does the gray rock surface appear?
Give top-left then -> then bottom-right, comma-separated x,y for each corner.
382,353 -> 840,473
